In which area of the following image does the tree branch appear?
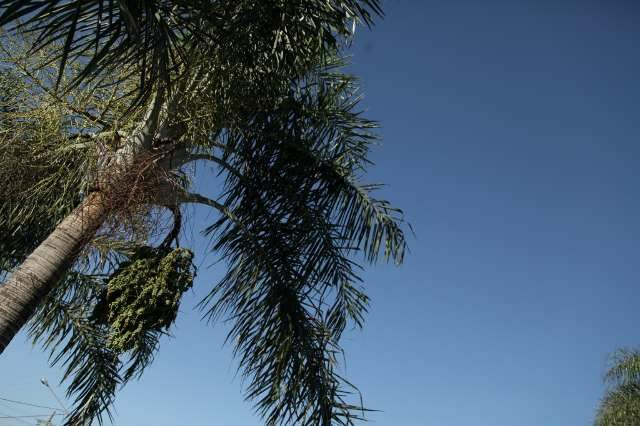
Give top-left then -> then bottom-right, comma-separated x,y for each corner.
156,150 -> 242,181
178,192 -> 228,213
160,205 -> 181,248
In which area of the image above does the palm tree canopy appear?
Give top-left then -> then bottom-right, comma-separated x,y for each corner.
0,2 -> 406,426
0,0 -> 382,97
596,350 -> 640,426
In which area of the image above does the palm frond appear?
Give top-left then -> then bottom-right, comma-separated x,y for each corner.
120,328 -> 162,382
0,69 -> 94,275
198,63 -> 405,425
0,1 -> 383,101
28,272 -> 121,426
595,383 -> 640,426
606,350 -> 640,387
29,255 -> 188,425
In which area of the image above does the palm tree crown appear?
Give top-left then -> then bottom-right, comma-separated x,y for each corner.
0,2 -> 407,426
596,349 -> 640,426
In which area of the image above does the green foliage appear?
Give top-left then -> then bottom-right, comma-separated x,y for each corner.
29,247 -> 195,426
0,71 -> 93,276
596,384 -> 640,426
0,2 -> 410,426
0,0 -> 382,103
96,247 -> 195,353
596,350 -> 640,426
16,56 -> 405,426
199,61 -> 405,425
29,272 -> 121,426
606,350 -> 640,387
0,35 -> 140,278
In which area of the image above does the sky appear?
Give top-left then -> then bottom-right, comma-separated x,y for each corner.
1,0 -> 640,425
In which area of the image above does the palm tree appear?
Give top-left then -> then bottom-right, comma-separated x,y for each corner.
596,349 -> 640,425
0,2 -> 407,425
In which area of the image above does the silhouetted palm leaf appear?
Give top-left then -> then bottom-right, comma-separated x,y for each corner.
0,0 -> 383,99
199,61 -> 405,425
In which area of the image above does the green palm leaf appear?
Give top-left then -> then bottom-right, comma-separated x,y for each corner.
0,0 -> 383,99
198,61 -> 405,425
595,350 -> 640,426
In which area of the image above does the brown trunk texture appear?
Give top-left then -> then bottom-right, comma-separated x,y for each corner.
0,191 -> 109,354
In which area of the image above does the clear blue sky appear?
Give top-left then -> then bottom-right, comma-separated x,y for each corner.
2,1 -> 640,425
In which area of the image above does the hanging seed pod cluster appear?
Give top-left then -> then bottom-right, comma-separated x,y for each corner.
98,247 -> 195,353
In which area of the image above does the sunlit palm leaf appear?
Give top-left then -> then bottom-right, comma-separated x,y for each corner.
606,350 -> 640,387
596,383 -> 640,426
0,0 -> 383,99
595,349 -> 640,426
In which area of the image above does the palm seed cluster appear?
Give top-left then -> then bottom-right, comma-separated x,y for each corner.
93,247 -> 195,353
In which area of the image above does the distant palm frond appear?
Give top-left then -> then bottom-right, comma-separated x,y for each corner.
596,349 -> 640,426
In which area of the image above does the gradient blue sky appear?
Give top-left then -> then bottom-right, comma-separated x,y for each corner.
2,1 -> 640,425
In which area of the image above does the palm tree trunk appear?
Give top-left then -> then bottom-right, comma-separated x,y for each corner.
0,89 -> 169,355
0,191 -> 109,354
